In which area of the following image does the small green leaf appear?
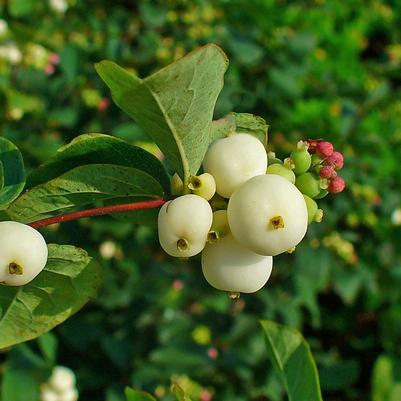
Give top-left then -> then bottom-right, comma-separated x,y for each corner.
210,114 -> 236,142
37,332 -> 58,364
260,320 -> 323,401
96,44 -> 228,184
7,164 -> 164,224
0,244 -> 101,349
27,133 -> 170,193
171,383 -> 193,401
0,137 -> 26,209
125,387 -> 156,401
231,112 -> 268,146
372,354 -> 401,401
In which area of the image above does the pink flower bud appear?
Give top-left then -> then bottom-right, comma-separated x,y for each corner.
200,389 -> 213,401
49,52 -> 60,65
316,141 -> 334,157
98,98 -> 110,112
172,279 -> 183,291
44,64 -> 55,75
328,176 -> 345,194
325,151 -> 344,170
319,165 -> 336,179
207,347 -> 219,359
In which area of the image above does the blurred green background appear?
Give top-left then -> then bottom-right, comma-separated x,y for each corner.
1,0 -> 401,400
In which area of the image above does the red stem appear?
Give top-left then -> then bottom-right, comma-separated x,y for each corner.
29,199 -> 167,229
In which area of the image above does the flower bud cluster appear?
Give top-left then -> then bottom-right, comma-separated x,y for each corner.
158,132 -> 346,296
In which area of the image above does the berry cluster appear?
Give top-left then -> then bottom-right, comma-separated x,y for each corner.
40,366 -> 79,401
158,133 -> 345,297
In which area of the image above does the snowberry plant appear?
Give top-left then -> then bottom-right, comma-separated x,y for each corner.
0,44 -> 345,401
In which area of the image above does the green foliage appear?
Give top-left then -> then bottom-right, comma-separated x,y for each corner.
0,137 -> 25,209
0,245 -> 101,349
125,388 -> 157,401
96,45 -> 228,183
261,320 -> 323,401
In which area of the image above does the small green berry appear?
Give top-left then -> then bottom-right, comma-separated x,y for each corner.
295,172 -> 320,198
266,164 -> 296,184
290,141 -> 312,175
303,195 -> 318,224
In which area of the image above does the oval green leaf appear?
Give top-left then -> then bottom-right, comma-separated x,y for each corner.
261,320 -> 323,401
0,244 -> 101,349
0,137 -> 26,209
7,164 -> 164,224
95,44 -> 228,185
125,388 -> 156,401
27,133 -> 170,193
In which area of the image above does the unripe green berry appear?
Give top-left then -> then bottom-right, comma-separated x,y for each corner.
208,210 -> 230,243
266,163 -> 296,184
303,195 -> 318,224
295,172 -> 320,198
267,151 -> 283,165
188,173 -> 216,201
0,221 -> 48,286
202,234 -> 273,293
227,174 -> 308,256
158,194 -> 212,257
291,147 -> 312,175
203,133 -> 268,198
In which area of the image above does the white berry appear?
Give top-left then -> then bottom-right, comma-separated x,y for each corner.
158,194 -> 213,257
0,221 -> 48,286
48,366 -> 76,393
203,133 -> 268,198
40,387 -> 58,401
227,174 -> 308,256
202,234 -> 273,293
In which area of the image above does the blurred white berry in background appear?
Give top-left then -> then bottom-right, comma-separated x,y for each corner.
391,208 -> 401,226
49,0 -> 68,13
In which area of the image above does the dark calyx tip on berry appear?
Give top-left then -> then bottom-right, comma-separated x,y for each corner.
228,291 -> 241,300
176,238 -> 189,252
8,262 -> 23,275
207,231 -> 219,243
188,176 -> 201,190
270,215 -> 285,230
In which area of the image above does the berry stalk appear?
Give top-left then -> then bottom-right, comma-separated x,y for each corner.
29,199 -> 167,229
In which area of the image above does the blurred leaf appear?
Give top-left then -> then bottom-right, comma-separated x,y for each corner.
371,354 -> 401,401
37,332 -> 58,364
27,133 -> 170,193
0,160 -> 4,190
0,244 -> 101,349
7,164 -> 164,224
0,137 -> 26,209
171,382 -> 193,401
8,0 -> 36,17
60,45 -> 79,83
125,387 -> 156,401
95,44 -> 228,181
210,114 -> 236,142
261,320 -> 323,401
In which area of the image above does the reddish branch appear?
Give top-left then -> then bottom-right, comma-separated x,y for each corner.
29,199 -> 167,229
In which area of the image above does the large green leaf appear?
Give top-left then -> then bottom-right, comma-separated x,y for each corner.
260,320 -> 323,401
95,44 -> 228,184
125,388 -> 156,401
0,244 -> 101,349
7,164 -> 164,224
372,354 -> 401,401
0,137 -> 26,209
27,133 -> 170,193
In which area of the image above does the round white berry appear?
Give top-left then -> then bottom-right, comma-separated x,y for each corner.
48,366 -> 76,393
202,234 -> 273,293
203,133 -> 267,198
0,221 -> 48,286
158,194 -> 213,257
227,174 -> 308,256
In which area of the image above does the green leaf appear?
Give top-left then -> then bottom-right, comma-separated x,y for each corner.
0,160 -> 4,190
0,244 -> 101,349
27,133 -> 170,193
210,114 -> 236,142
260,320 -> 323,401
171,383 -> 193,401
95,44 -> 228,183
37,332 -> 58,364
231,112 -> 268,146
7,164 -> 164,224
0,137 -> 26,209
125,387 -> 156,401
371,354 -> 401,401
8,0 -> 36,17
